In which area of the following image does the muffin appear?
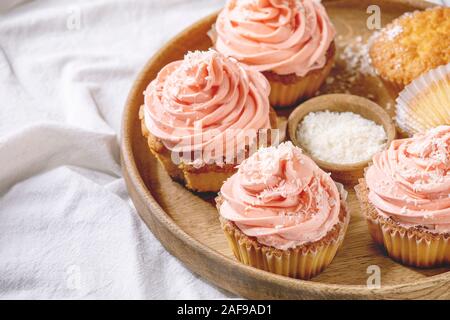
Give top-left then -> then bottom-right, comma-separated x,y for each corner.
216,142 -> 350,279
396,63 -> 450,137
355,126 -> 450,268
210,0 -> 336,108
141,50 -> 278,192
369,7 -> 450,95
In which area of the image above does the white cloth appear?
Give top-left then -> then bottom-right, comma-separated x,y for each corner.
0,0 -> 232,299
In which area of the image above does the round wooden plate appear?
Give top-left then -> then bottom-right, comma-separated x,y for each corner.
121,0 -> 450,299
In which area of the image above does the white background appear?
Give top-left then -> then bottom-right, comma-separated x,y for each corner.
0,0 -> 445,299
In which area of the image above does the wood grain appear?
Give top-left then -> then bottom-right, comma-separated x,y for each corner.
121,0 -> 450,299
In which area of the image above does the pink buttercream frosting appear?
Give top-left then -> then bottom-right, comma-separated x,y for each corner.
366,126 -> 450,233
219,142 -> 342,250
211,0 -> 336,76
143,50 -> 272,166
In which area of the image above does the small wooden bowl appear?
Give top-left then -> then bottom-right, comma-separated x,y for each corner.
287,94 -> 396,185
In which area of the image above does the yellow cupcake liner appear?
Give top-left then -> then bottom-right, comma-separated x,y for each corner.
220,204 -> 349,280
267,56 -> 334,108
395,63 -> 450,137
355,180 -> 450,268
266,43 -> 335,108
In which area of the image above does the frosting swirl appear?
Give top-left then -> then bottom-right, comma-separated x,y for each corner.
143,50 -> 272,166
219,142 -> 342,250
211,0 -> 336,76
366,126 -> 450,233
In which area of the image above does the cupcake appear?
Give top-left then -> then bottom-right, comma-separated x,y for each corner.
210,0 -> 336,108
396,63 -> 450,137
216,142 -> 350,279
140,50 -> 278,192
369,7 -> 450,95
355,126 -> 450,268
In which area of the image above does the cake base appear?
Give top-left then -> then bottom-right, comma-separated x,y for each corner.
355,179 -> 450,268
217,196 -> 350,280
263,42 -> 336,108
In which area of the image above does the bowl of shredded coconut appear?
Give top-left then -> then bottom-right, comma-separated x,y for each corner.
287,94 -> 396,185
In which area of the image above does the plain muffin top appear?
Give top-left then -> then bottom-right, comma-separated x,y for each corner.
369,7 -> 450,86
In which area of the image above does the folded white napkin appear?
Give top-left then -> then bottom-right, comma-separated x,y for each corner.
0,0 -> 231,299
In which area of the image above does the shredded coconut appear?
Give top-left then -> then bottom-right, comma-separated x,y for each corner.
317,34 -> 378,96
339,36 -> 376,77
384,24 -> 403,40
297,111 -> 387,164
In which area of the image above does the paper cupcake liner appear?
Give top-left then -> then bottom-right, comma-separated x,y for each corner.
219,202 -> 350,280
355,179 -> 450,268
395,63 -> 450,137
265,43 -> 335,108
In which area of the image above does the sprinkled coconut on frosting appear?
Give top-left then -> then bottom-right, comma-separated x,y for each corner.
365,125 -> 450,232
143,49 -> 272,168
219,141 -> 343,250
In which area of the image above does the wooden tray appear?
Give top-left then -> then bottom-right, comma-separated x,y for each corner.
121,0 -> 450,299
